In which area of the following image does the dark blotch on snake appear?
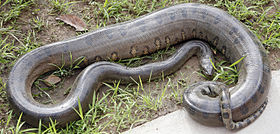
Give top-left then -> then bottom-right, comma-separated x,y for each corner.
222,103 -> 229,109
222,112 -> 230,119
258,85 -> 265,94
143,46 -> 150,55
181,30 -> 186,40
253,114 -> 257,119
111,52 -> 118,60
222,45 -> 227,54
130,46 -> 137,57
251,94 -> 258,103
246,119 -> 251,124
240,105 -> 249,115
214,15 -> 221,24
220,96 -> 224,101
264,64 -> 270,73
234,38 -> 240,44
199,31 -> 204,39
104,29 -> 113,39
188,106 -> 196,115
203,112 -> 209,119
169,11 -> 175,20
230,124 -> 234,129
201,9 -> 208,19
192,8 -> 197,14
155,15 -> 163,24
181,9 -> 187,17
212,36 -> 219,46
229,27 -> 238,35
154,37 -> 161,50
94,56 -> 102,61
238,123 -> 242,128
192,29 -> 196,38
165,36 -> 170,45
119,27 -> 127,37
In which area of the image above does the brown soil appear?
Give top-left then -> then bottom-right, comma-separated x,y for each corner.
269,49 -> 280,70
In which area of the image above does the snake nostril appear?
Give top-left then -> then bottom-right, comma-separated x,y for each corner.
200,86 -> 219,98
201,88 -> 207,95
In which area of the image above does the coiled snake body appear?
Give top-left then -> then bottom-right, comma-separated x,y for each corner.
7,3 -> 270,129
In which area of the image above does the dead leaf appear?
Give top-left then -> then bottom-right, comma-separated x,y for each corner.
44,74 -> 61,87
56,14 -> 87,31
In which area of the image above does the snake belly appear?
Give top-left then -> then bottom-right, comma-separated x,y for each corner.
7,3 -> 270,128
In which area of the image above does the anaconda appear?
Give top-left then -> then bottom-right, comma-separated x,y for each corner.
7,3 -> 271,129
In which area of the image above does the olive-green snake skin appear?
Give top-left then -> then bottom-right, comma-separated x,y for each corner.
7,3 -> 271,130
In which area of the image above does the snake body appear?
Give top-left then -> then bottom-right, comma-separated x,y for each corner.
7,3 -> 270,129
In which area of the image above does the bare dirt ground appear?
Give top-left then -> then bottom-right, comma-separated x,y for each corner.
269,49 -> 280,70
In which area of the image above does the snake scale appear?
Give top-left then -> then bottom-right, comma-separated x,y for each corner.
7,3 -> 270,130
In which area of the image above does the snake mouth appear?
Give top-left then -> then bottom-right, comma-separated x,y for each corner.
203,66 -> 214,76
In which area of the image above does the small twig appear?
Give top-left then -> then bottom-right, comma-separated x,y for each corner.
8,33 -> 26,47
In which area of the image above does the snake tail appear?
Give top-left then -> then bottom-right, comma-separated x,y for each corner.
218,83 -> 268,130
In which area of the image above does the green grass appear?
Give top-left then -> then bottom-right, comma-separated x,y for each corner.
2,76 -> 178,133
91,0 -> 163,27
0,77 -> 7,110
31,16 -> 47,32
50,52 -> 85,77
1,111 -> 38,134
0,0 -> 279,133
208,0 -> 280,49
199,56 -> 245,85
50,0 -> 76,14
0,30 -> 40,72
31,52 -> 86,104
0,0 -> 34,24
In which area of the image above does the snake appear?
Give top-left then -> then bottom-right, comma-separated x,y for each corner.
6,3 -> 270,130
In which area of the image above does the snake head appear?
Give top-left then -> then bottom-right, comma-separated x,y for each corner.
201,58 -> 214,76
